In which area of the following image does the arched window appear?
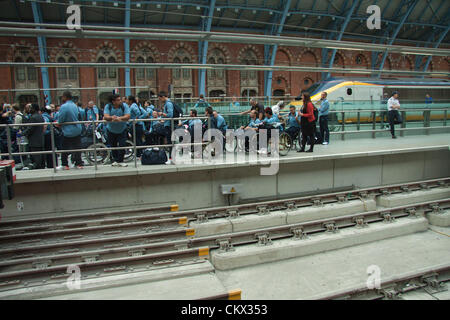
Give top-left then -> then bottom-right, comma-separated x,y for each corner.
57,57 -> 67,80
26,57 -> 37,81
182,57 -> 191,79
68,57 -> 77,80
15,57 -> 25,81
108,56 -> 116,79
173,57 -> 181,80
97,47 -> 118,80
208,57 -> 216,80
240,49 -> 258,82
136,56 -> 145,80
98,56 -> 106,79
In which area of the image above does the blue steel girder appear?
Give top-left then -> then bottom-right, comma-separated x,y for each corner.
124,0 -> 131,96
13,0 -> 22,21
423,24 -> 450,72
198,0 -> 216,96
31,1 -> 51,104
377,0 -> 420,72
322,0 -> 360,80
264,0 -> 292,98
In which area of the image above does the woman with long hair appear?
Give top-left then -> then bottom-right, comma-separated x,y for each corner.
298,92 -> 316,153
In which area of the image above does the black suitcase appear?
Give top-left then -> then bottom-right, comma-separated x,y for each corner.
141,148 -> 168,165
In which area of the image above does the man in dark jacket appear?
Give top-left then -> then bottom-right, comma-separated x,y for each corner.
22,103 -> 45,169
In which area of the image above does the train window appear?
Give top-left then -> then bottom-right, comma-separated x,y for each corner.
347,88 -> 353,96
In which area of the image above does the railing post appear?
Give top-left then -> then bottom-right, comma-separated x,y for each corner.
444,109 -> 448,127
171,118 -> 174,152
6,124 -> 12,160
356,110 -> 361,131
50,122 -> 57,173
92,120 -> 97,171
372,111 -> 376,139
424,109 -> 431,135
341,111 -> 345,141
400,110 -> 406,137
133,119 -> 137,168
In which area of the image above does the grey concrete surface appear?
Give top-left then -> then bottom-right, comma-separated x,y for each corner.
3,134 -> 449,219
215,226 -> 450,300
1,260 -> 216,300
211,217 -> 429,270
426,210 -> 450,227
377,188 -> 450,207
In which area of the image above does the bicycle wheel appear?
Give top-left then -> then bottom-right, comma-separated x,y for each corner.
279,132 -> 292,156
85,143 -> 110,165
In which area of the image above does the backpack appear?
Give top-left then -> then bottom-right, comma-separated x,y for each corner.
105,103 -> 125,116
172,102 -> 183,119
312,105 -> 319,123
141,147 -> 168,165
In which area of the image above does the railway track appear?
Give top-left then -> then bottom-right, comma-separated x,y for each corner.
0,177 -> 448,298
317,264 -> 450,300
0,197 -> 448,296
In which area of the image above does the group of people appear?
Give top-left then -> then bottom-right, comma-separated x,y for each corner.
1,89 -> 414,170
238,92 -> 330,153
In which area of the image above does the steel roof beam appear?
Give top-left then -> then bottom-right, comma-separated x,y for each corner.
31,0 -> 51,104
376,0 -> 420,74
264,0 -> 292,99
199,0 -> 216,96
423,24 -> 450,73
124,0 -> 131,96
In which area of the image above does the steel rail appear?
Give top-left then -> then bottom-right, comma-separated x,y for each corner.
0,198 -> 448,288
317,264 -> 450,300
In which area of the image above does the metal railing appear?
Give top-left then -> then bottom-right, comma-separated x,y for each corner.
0,107 -> 448,172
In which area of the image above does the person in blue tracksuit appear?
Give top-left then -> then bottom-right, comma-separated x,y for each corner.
285,105 -> 301,141
318,92 -> 330,145
57,91 -> 83,170
128,95 -> 148,157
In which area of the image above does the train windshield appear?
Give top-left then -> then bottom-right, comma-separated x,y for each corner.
304,83 -> 321,95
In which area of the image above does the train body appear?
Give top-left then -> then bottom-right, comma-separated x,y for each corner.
290,77 -> 450,109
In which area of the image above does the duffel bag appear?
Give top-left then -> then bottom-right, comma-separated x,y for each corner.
141,147 -> 168,165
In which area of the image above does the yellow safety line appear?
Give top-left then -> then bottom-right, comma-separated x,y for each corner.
198,247 -> 209,257
178,217 -> 188,225
228,289 -> 242,300
170,204 -> 179,212
428,227 -> 450,237
186,228 -> 195,236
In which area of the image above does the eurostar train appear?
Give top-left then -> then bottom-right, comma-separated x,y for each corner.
291,77 -> 450,105
288,77 -> 450,125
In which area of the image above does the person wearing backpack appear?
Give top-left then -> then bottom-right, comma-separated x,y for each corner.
158,91 -> 177,159
128,95 -> 148,157
104,94 -> 131,167
297,92 -> 316,153
41,105 -> 58,168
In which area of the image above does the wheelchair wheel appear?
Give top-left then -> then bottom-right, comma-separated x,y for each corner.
123,140 -> 136,163
225,131 -> 238,153
279,132 -> 292,156
85,143 -> 110,165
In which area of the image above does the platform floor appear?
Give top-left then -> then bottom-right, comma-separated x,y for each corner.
14,133 -> 450,184
215,225 -> 450,300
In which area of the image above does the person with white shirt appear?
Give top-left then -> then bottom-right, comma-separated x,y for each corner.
387,91 -> 402,139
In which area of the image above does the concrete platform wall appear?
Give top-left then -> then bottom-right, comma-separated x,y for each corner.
3,148 -> 449,219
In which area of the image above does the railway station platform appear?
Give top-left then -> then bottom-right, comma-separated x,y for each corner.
3,133 -> 449,220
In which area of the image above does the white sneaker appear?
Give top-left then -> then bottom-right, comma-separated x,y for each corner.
322,142 -> 329,145
165,159 -> 172,165
258,148 -> 268,155
118,162 -> 128,167
111,162 -> 119,167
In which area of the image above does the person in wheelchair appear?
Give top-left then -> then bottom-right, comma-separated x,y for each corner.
256,107 -> 281,154
284,105 -> 301,141
145,110 -> 164,146
239,110 -> 261,153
